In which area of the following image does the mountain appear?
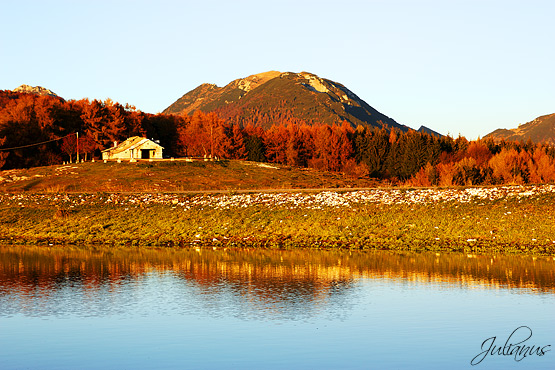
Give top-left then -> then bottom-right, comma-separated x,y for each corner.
13,84 -> 58,97
164,71 -> 411,131
485,113 -> 555,144
417,125 -> 442,137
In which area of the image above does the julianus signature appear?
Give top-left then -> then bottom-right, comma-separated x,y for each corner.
471,326 -> 551,365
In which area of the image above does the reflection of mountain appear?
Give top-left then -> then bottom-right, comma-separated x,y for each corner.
0,247 -> 554,318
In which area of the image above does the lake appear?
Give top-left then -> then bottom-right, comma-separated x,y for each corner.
0,246 -> 553,369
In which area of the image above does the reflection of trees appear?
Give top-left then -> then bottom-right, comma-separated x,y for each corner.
0,246 -> 554,318
0,247 -> 361,319
173,256 -> 356,320
360,252 -> 555,293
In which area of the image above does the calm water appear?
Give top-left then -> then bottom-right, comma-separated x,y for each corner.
0,246 -> 553,370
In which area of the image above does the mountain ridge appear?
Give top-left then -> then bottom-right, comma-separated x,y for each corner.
164,71 -> 413,131
485,113 -> 555,144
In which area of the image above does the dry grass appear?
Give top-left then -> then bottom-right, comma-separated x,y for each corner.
1,187 -> 555,255
0,160 -> 379,193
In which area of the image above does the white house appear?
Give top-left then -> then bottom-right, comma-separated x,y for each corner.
101,137 -> 164,160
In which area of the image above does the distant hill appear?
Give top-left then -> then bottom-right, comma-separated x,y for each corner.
13,84 -> 58,97
417,125 -> 442,137
164,71 -> 413,131
485,113 -> 555,144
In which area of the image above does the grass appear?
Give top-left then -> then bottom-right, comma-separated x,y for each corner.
0,160 -> 379,193
2,160 -> 554,255
1,190 -> 555,255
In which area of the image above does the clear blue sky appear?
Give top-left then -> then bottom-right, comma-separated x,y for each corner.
1,0 -> 554,139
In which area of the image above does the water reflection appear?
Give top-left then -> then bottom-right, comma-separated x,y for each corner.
0,246 -> 554,319
2,246 -> 555,370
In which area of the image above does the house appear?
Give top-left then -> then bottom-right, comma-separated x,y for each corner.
101,137 -> 164,160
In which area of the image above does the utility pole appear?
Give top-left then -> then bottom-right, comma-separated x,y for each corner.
210,124 -> 214,159
76,132 -> 80,163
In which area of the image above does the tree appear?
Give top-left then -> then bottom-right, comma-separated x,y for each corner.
145,113 -> 181,157
310,125 -> 342,171
0,94 -> 59,168
178,111 -> 209,157
212,118 -> 233,159
175,111 -> 230,158
285,124 -> 303,166
244,124 -> 266,162
80,134 -> 97,161
336,122 -> 354,167
464,140 -> 492,167
436,162 -> 456,187
61,134 -> 78,163
245,135 -> 266,162
355,128 -> 390,177
81,99 -> 108,146
453,157 -> 482,186
60,133 -> 94,163
489,148 -> 529,184
264,125 -> 289,163
0,136 -> 7,168
528,147 -> 555,183
407,162 -> 437,187
230,124 -> 247,159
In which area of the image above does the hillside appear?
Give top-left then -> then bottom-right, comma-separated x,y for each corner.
485,113 -> 555,144
165,71 -> 412,131
0,160 -> 379,193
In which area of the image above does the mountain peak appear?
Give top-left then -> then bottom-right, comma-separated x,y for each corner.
164,70 -> 408,131
13,84 -> 58,97
417,125 -> 443,137
248,70 -> 282,83
235,71 -> 282,93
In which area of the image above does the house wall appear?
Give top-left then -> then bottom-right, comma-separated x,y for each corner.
102,149 -> 132,160
102,141 -> 163,160
136,142 -> 163,159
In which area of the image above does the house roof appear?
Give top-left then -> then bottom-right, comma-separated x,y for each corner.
101,136 -> 164,154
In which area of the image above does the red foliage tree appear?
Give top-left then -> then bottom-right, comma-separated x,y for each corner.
60,134 -> 77,162
230,124 -> 247,159
264,125 -> 289,163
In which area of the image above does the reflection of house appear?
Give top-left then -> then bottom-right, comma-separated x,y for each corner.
101,137 -> 163,160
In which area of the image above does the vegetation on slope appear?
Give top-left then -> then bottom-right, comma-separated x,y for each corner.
0,160 -> 378,193
485,113 -> 555,144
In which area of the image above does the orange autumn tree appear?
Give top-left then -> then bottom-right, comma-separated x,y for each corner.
264,124 -> 289,163
489,148 -> 529,184
177,111 -> 232,158
284,123 -> 305,166
229,124 -> 247,159
527,147 -> 555,183
464,140 -> 493,167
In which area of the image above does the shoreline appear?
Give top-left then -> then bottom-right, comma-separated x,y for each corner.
2,185 -> 555,256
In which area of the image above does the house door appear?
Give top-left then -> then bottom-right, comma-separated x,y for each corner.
141,149 -> 151,159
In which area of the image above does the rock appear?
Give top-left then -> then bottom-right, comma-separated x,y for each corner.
13,84 -> 58,97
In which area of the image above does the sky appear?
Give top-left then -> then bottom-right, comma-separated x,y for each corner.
1,0 -> 554,140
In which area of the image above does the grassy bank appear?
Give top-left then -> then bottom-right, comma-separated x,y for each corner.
0,160 -> 379,192
1,187 -> 555,255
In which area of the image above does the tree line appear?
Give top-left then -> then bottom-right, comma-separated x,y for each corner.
0,91 -> 180,169
1,90 -> 555,186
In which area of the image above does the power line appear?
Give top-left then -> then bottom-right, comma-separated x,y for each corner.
0,132 -> 76,151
